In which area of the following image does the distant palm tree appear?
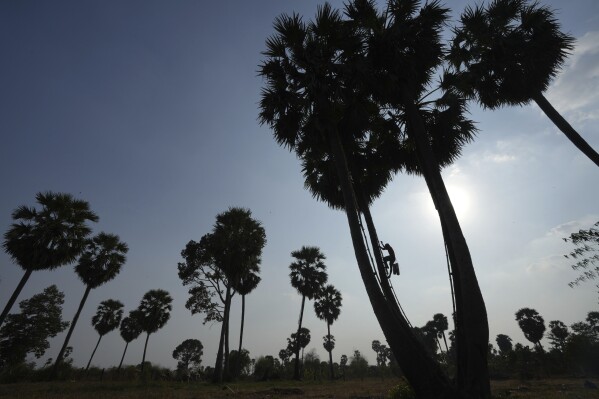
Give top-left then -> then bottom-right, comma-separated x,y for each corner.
117,310 -> 143,372
52,232 -> 128,376
446,0 -> 599,167
289,246 -> 327,379
432,313 -> 450,353
234,271 -> 261,378
515,307 -> 546,350
136,289 -> 173,372
495,334 -> 513,355
86,299 -> 124,371
314,284 -> 342,380
1,192 -> 98,327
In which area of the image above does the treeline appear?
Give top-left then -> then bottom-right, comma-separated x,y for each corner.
0,192 -> 173,382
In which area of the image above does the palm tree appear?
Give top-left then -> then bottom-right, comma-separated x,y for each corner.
495,334 -> 513,355
432,313 -> 450,352
86,299 -> 124,371
1,192 -> 98,327
515,307 -> 545,350
234,270 -> 261,378
136,289 -> 173,372
117,310 -> 143,372
259,4 -> 458,396
288,246 -> 327,379
52,232 -> 128,377
313,284 -> 342,380
446,0 -> 599,167
208,207 -> 266,383
346,1 -> 489,395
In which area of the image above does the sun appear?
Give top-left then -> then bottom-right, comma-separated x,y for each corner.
424,185 -> 472,221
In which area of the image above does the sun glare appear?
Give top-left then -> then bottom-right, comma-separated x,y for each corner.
424,185 -> 472,221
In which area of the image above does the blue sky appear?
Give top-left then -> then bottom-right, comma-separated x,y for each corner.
1,0 -> 598,370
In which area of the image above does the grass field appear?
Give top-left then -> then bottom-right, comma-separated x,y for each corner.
0,378 -> 598,398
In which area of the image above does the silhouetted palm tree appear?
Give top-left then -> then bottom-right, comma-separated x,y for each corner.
495,334 -> 513,355
515,307 -> 545,350
53,232 -> 127,377
137,289 -> 173,372
446,0 -> 599,167
346,1 -> 489,395
234,271 -> 261,378
432,313 -> 450,352
1,192 -> 98,327
209,207 -> 266,383
259,4 -> 458,396
289,246 -> 327,379
117,310 -> 143,372
314,284 -> 342,379
86,299 -> 124,371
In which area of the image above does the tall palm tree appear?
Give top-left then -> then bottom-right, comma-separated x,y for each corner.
313,284 -> 342,380
117,310 -> 143,372
1,192 -> 98,327
260,3 -> 473,397
209,207 -> 266,383
445,0 -> 599,167
86,299 -> 124,371
346,1 -> 490,396
234,270 -> 261,378
137,289 -> 173,372
52,232 -> 128,377
288,246 -> 328,379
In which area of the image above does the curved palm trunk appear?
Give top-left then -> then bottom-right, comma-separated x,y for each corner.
327,127 -> 456,399
533,93 -> 599,168
327,322 -> 334,380
0,269 -> 33,328
293,295 -> 306,380
236,293 -> 246,378
212,285 -> 232,383
86,334 -> 103,371
405,100 -> 490,398
52,285 -> 92,379
442,332 -> 449,353
118,341 -> 130,372
141,332 -> 151,372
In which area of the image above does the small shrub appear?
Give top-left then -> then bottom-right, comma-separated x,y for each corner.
388,378 -> 416,399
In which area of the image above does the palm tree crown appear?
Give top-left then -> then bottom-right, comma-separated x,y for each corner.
314,284 -> 342,325
120,310 -> 143,343
446,0 -> 574,108
75,233 -> 128,289
289,246 -> 328,300
3,191 -> 98,271
92,299 -> 124,336
137,289 -> 173,334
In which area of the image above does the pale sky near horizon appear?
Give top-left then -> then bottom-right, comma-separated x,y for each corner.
1,0 -> 598,371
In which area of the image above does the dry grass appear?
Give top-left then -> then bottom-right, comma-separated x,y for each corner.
0,377 -> 597,398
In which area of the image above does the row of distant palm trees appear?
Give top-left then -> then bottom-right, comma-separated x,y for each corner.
1,191 -> 172,377
258,0 -> 599,398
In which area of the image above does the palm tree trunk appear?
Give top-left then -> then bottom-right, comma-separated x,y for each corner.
224,308 -> 230,381
326,126 -> 456,399
52,285 -> 92,379
236,293 -> 246,378
405,100 -> 490,398
327,322 -> 334,380
293,295 -> 306,380
0,268 -> 33,328
86,334 -> 103,371
533,92 -> 599,168
141,332 -> 150,372
213,285 -> 232,383
118,341 -> 129,372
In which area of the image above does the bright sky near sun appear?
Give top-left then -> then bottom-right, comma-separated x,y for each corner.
0,0 -> 598,370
